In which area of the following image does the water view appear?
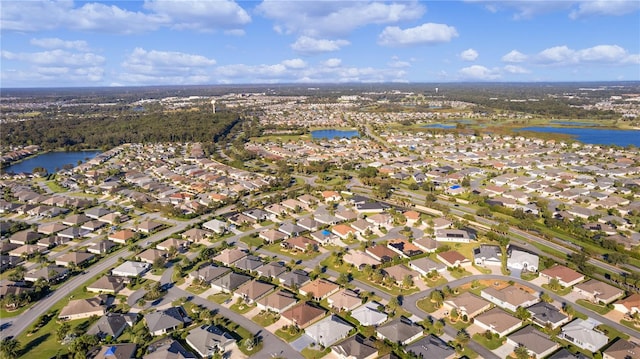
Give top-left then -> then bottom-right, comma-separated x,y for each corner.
3,151 -> 101,174
423,124 -> 456,129
311,129 -> 360,139
518,127 -> 640,147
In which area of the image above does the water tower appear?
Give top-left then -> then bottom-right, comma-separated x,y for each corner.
211,99 -> 216,114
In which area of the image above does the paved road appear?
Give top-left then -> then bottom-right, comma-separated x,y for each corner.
168,286 -> 303,359
402,274 -> 640,340
1,218 -> 195,339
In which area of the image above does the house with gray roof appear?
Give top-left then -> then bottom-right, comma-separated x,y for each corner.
473,245 -> 502,267
473,307 -> 522,337
278,222 -> 306,237
351,301 -> 388,326
331,334 -> 378,359
278,269 -> 310,289
210,272 -> 252,293
507,246 -> 539,273
410,257 -> 446,275
406,335 -> 455,359
559,319 -> 609,352
527,302 -> 569,329
507,325 -> 559,359
256,261 -> 286,279
188,264 -> 231,284
87,313 -> 134,340
376,317 -> 423,345
233,255 -> 264,272
144,338 -> 196,359
185,325 -> 235,358
145,306 -> 191,336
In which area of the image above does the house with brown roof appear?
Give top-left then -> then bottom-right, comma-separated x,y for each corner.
299,278 -> 340,301
573,279 -> 624,304
480,286 -> 539,312
37,222 -> 68,235
403,210 -> 421,226
613,293 -> 640,315
282,236 -> 317,252
256,290 -> 298,314
321,190 -> 341,202
59,297 -> 107,320
137,248 -> 167,264
436,250 -> 470,268
382,264 -> 419,285
259,229 -> 287,243
213,248 -> 247,266
473,307 -> 522,337
540,265 -> 585,287
108,229 -> 135,244
281,302 -> 326,328
413,237 -> 439,253
443,292 -> 491,319
136,220 -> 163,233
507,325 -> 559,359
603,339 -> 640,359
327,289 -> 362,311
181,228 -> 211,243
365,244 -> 399,263
343,251 -> 381,269
87,276 -> 125,294
55,251 -> 95,267
233,280 -> 275,304
332,224 -> 357,240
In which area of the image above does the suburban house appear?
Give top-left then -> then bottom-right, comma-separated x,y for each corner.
413,237 -> 439,253
332,224 -> 357,240
507,325 -> 559,359
434,229 -> 474,243
156,237 -> 187,252
327,288 -> 362,311
350,301 -> 388,326
559,319 -> 609,352
145,306 -> 192,336
87,275 -> 125,294
376,317 -> 423,345
256,290 -> 298,314
406,335 -> 456,359
259,228 -> 287,243
233,255 -> 264,272
527,302 -> 570,329
213,248 -> 247,266
473,245 -> 502,267
188,264 -> 231,285
58,297 -> 107,320
613,293 -> 640,315
210,272 -> 252,293
55,251 -> 95,267
255,261 -> 287,279
111,261 -> 150,277
145,338 -> 195,359
436,250 -> 470,268
24,265 -> 69,283
443,292 -> 491,319
507,246 -> 539,273
331,334 -> 378,359
365,244 -> 399,263
540,265 -> 585,287
278,269 -> 311,289
299,278 -> 340,301
87,240 -> 116,255
202,219 -> 227,234
305,314 -> 354,347
381,264 -> 419,285
92,344 -> 137,359
343,251 -> 381,269
387,238 -> 423,258
480,286 -> 540,312
185,325 -> 236,357
281,302 -> 327,328
87,313 -> 134,340
410,257 -> 446,275
108,229 -> 136,244
573,279 -> 625,304
473,307 -> 522,337
603,338 -> 640,359
233,280 -> 275,304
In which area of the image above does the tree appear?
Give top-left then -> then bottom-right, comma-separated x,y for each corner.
548,278 -> 561,291
0,338 -> 20,359
514,344 -> 530,359
540,292 -> 552,303
56,322 -> 71,342
515,306 -> 531,321
69,335 -> 98,359
455,330 -> 470,346
563,303 -> 575,319
430,290 -> 444,307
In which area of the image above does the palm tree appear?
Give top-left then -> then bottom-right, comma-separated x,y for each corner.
514,344 -> 530,359
455,329 -> 470,346
0,337 -> 20,359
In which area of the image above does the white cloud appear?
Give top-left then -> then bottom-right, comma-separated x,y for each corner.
30,38 -> 90,52
121,48 -> 216,78
282,58 -> 307,69
466,0 -> 574,20
458,65 -> 501,80
378,23 -> 458,47
534,44 -> 638,65
460,48 -> 479,61
501,50 -> 527,63
503,65 -> 530,74
257,0 -> 425,37
291,36 -> 350,54
570,0 -> 640,19
388,56 -> 411,68
224,29 -> 246,36
143,0 -> 251,31
323,58 -> 342,67
1,49 -> 105,67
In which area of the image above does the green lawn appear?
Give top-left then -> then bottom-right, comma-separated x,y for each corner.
472,333 -> 505,350
240,235 -> 264,248
541,283 -> 572,296
252,310 -> 280,327
597,324 -> 630,340
275,326 -> 304,342
576,299 -> 612,315
208,292 -> 231,304
43,180 -> 68,193
423,276 -> 448,288
448,268 -> 472,279
264,243 -> 321,261
301,347 -> 330,359
416,297 -> 441,313
230,301 -> 255,315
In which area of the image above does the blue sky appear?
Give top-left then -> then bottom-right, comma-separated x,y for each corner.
1,0 -> 639,87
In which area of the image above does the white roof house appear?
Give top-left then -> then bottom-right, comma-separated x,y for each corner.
507,247 -> 539,273
559,319 -> 609,352
111,261 -> 150,277
304,314 -> 354,348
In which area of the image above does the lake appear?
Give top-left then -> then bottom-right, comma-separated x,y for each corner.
423,124 -> 456,129
517,127 -> 640,147
311,129 -> 360,139
3,151 -> 101,174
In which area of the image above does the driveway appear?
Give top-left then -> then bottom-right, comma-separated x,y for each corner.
493,342 -> 516,359
290,334 -> 314,352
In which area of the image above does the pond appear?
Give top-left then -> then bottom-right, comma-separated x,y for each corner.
3,151 -> 101,174
311,129 -> 360,139
423,124 -> 456,129
517,127 -> 639,147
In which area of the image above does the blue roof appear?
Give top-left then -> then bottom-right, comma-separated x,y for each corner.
322,229 -> 331,236
450,185 -> 461,189
105,346 -> 117,356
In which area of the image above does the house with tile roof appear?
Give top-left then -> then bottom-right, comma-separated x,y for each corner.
299,278 -> 340,301
480,285 -> 539,312
573,279 -> 624,304
613,293 -> 640,315
281,302 -> 326,328
474,307 -> 522,337
540,265 -> 585,287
